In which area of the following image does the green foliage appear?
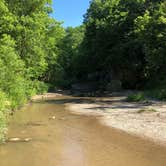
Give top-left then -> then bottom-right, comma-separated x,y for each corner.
47,26 -> 85,87
127,93 -> 145,102
0,0 -> 64,141
57,0 -> 165,91
32,81 -> 49,94
42,21 -> 65,85
0,91 -> 9,142
0,35 -> 27,108
73,0 -> 149,88
41,0 -> 166,94
135,1 -> 166,84
137,108 -> 157,114
155,89 -> 166,100
146,89 -> 166,101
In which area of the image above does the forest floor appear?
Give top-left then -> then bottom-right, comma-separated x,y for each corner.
32,91 -> 166,146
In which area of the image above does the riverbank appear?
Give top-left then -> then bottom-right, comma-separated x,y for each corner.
67,97 -> 166,146
32,92 -> 166,146
31,92 -> 63,101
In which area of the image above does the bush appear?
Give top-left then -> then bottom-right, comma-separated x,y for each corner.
32,80 -> 49,94
127,92 -> 145,102
146,89 -> 166,101
8,78 -> 28,109
0,91 -> 9,142
137,108 -> 157,113
158,89 -> 166,100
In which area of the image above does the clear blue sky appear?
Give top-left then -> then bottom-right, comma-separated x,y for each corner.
51,0 -> 91,27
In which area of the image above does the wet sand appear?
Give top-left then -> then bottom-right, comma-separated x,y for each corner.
0,96 -> 166,166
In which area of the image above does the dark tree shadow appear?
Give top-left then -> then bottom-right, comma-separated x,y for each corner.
32,90 -> 152,112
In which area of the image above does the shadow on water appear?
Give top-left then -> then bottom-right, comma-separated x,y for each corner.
34,97 -> 146,111
85,104 -> 146,110
42,98 -> 96,104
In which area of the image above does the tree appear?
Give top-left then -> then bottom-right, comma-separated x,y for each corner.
135,1 -> 166,87
48,26 -> 85,87
0,0 -> 65,140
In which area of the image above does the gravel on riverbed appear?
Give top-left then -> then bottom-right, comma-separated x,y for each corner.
67,97 -> 166,146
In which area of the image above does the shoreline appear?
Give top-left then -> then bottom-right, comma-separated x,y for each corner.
67,98 -> 166,147
31,92 -> 64,101
32,92 -> 166,147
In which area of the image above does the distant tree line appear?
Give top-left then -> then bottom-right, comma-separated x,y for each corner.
55,0 -> 166,91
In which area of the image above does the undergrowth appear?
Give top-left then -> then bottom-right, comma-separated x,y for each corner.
137,108 -> 157,113
127,92 -> 145,102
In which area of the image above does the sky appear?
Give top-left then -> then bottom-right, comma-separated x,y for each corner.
51,0 -> 91,27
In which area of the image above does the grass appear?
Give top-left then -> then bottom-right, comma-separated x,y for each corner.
126,92 -> 145,102
137,108 -> 158,113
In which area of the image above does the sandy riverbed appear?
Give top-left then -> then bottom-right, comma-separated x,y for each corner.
32,93 -> 166,146
67,97 -> 166,146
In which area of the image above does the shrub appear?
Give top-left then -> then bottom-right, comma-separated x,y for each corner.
32,80 -> 49,94
137,108 -> 157,113
0,91 -> 9,142
146,89 -> 166,101
8,79 -> 28,109
127,92 -> 145,102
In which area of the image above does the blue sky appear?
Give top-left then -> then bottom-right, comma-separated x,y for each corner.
51,0 -> 91,27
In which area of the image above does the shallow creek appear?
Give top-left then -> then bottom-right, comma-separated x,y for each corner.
0,96 -> 166,166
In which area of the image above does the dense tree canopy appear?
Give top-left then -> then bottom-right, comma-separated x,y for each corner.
0,0 -> 64,141
63,0 -> 166,90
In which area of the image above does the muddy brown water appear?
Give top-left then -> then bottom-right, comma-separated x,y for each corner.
0,97 -> 166,166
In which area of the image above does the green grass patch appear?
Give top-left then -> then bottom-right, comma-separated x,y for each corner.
127,92 -> 145,102
137,108 -> 157,113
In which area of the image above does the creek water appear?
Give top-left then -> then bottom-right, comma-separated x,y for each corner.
0,97 -> 166,166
